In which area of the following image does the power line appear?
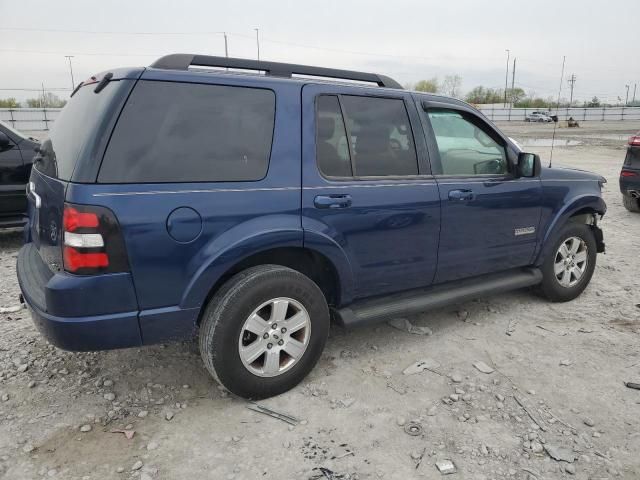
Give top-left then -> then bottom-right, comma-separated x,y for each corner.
0,48 -> 160,57
0,27 -> 226,35
0,88 -> 71,91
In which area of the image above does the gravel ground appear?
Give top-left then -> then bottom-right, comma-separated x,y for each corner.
1,121 -> 639,480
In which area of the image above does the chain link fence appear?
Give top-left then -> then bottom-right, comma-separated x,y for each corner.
0,108 -> 63,131
2,105 -> 640,133
477,106 -> 640,122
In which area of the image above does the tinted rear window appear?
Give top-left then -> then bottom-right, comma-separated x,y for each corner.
99,81 -> 275,183
35,81 -> 124,180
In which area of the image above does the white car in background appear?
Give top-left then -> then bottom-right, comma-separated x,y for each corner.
525,111 -> 553,123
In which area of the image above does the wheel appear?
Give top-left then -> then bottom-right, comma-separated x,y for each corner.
539,223 -> 597,302
623,194 -> 640,213
199,265 -> 330,399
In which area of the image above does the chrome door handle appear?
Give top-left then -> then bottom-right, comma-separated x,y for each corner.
314,194 -> 352,209
448,189 -> 474,201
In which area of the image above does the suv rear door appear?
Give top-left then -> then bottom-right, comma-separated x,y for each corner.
301,84 -> 441,302
419,99 -> 542,283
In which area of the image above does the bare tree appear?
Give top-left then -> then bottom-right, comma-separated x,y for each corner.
441,75 -> 462,98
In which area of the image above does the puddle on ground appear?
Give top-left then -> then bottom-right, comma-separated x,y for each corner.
517,138 -> 582,147
582,134 -> 629,141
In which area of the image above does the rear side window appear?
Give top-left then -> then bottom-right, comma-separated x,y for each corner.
316,96 -> 352,177
99,81 -> 275,183
315,94 -> 418,178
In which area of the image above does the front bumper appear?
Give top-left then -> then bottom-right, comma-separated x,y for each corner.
17,243 -> 142,351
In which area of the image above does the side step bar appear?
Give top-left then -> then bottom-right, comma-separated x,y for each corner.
334,267 -> 542,328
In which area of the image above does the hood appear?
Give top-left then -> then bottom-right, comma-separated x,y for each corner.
540,165 -> 606,184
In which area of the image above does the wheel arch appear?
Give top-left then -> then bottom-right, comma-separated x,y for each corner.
535,195 -> 606,265
190,245 -> 350,327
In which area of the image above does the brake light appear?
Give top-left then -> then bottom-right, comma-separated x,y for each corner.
621,170 -> 638,177
62,203 -> 129,275
629,136 -> 640,146
64,247 -> 109,271
63,207 -> 99,232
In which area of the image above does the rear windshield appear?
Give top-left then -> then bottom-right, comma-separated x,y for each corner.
98,81 -> 275,183
34,81 -> 124,180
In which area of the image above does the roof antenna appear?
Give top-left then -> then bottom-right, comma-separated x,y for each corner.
549,55 -> 566,168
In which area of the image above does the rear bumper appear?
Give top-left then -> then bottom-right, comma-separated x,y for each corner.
17,243 -> 142,351
24,302 -> 142,351
620,175 -> 640,196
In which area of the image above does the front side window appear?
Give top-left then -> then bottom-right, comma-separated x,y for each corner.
315,94 -> 418,178
99,81 -> 275,183
427,109 -> 508,176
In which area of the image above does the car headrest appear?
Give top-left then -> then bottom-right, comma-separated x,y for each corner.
318,117 -> 335,139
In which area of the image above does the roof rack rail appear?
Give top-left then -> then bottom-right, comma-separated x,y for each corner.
149,54 -> 403,90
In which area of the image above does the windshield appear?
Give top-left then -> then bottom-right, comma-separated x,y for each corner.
0,120 -> 30,141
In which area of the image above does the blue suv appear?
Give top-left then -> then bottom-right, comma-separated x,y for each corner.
17,55 -> 606,399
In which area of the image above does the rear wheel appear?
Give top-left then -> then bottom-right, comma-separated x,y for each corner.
539,223 -> 597,302
199,265 -> 330,399
622,194 -> 640,213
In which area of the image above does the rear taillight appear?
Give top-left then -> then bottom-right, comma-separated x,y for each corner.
62,203 -> 129,275
629,136 -> 640,146
621,170 -> 639,177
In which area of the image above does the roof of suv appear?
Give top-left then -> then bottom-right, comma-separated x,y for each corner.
149,54 -> 474,108
149,54 -> 404,89
91,54 -> 471,112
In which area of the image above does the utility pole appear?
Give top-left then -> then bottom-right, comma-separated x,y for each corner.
567,74 -> 576,107
508,57 -> 516,120
633,83 -> 637,104
223,32 -> 229,57
254,28 -> 260,60
503,49 -> 510,107
625,84 -> 630,106
64,55 -> 75,91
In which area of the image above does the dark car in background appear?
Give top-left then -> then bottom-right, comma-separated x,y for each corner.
0,121 -> 39,227
620,132 -> 640,212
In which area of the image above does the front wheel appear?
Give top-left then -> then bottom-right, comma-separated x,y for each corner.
199,265 -> 330,399
539,223 -> 597,302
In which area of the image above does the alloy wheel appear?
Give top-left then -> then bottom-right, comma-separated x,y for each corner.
238,297 -> 311,377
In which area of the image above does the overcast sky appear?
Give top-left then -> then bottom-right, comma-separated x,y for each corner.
1,0 -> 638,104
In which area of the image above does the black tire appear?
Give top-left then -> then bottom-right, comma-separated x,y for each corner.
539,223 -> 597,302
623,194 -> 640,213
199,265 -> 330,399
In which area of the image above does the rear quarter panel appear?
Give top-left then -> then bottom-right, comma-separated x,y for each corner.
65,72 -> 304,342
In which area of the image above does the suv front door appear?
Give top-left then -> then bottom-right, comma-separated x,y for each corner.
419,101 -> 542,283
302,84 -> 441,302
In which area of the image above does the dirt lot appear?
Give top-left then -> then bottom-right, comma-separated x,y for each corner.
1,121 -> 639,480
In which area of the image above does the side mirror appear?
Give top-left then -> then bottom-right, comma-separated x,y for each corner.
0,132 -> 11,150
517,152 -> 541,177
